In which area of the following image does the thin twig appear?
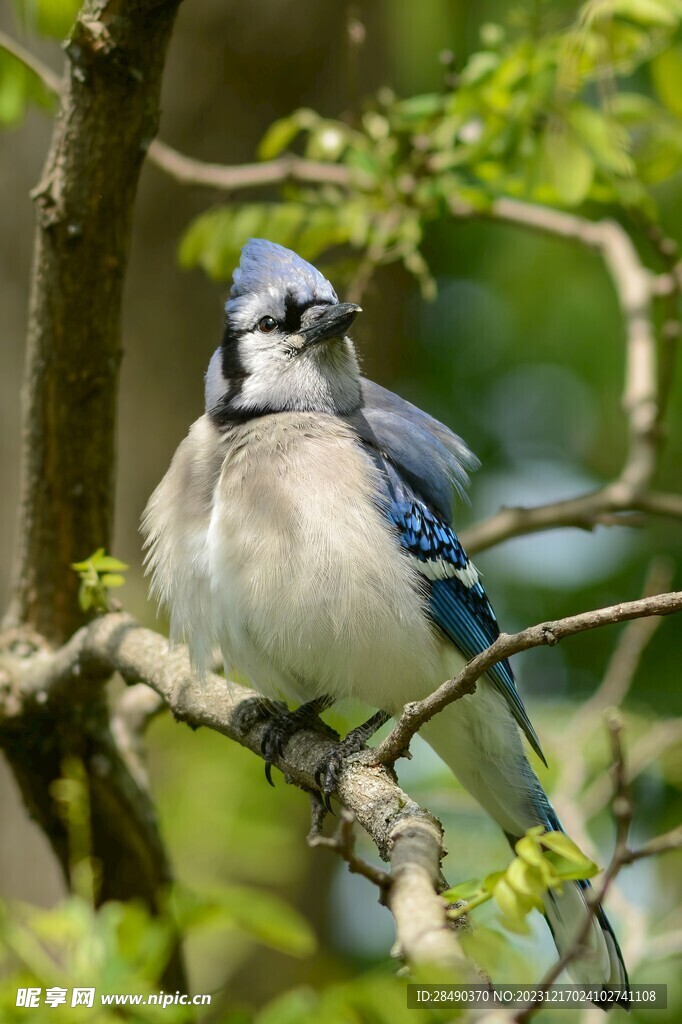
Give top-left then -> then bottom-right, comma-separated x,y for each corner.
147,138 -> 368,192
515,716 -> 682,1022
459,488 -> 682,555
576,557 -> 674,717
582,717 -> 682,817
0,30 -> 62,94
514,715 -> 631,1023
623,825 -> 682,864
452,195 -> 679,553
369,590 -> 682,767
555,558 -> 674,802
308,803 -> 390,890
0,35 -> 367,193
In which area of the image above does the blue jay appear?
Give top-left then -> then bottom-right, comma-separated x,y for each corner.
143,238 -> 627,990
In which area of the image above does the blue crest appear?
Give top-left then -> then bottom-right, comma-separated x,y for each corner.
228,239 -> 338,314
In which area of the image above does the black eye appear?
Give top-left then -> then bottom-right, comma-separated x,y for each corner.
258,316 -> 277,333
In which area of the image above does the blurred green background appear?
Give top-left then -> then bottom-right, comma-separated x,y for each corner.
1,1 -> 681,1021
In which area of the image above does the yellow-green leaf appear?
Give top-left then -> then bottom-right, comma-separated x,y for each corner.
441,879 -> 486,902
493,878 -> 537,922
100,574 -> 125,588
651,47 -> 682,117
541,831 -> 592,865
258,117 -> 303,160
515,835 -> 545,868
507,858 -> 548,898
612,0 -> 680,28
542,126 -> 594,205
89,554 -> 129,572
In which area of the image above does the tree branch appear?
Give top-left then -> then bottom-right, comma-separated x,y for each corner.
459,488 -> 682,555
3,590 -> 681,974
369,590 -> 682,767
147,138 -> 368,192
4,30 -> 680,559
0,613 -> 472,976
307,804 -> 390,889
553,558 -> 673,804
3,24 -> 680,989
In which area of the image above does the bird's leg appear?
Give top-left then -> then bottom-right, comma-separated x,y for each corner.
245,695 -> 338,786
315,709 -> 391,811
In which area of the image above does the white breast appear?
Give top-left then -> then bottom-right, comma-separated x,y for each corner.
205,412 -> 448,708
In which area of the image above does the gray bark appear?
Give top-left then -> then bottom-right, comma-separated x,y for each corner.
0,0 -> 184,990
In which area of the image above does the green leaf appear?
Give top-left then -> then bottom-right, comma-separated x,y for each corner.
99,574 -> 125,588
71,548 -> 105,572
0,48 -> 55,127
568,104 -> 633,176
651,47 -> 682,117
541,125 -> 594,205
612,0 -> 680,27
633,122 -> 682,183
610,91 -> 665,125
256,989 -> 319,1024
541,831 -> 598,877
483,870 -> 505,892
258,116 -> 303,160
180,200 -> 361,282
459,51 -> 500,86
497,912 -> 532,935
392,92 -> 444,122
89,554 -> 129,572
441,878 -> 486,902
362,110 -> 390,142
15,0 -> 81,38
179,205 -> 268,279
515,835 -> 545,868
173,885 -> 316,958
493,878 -> 539,922
78,582 -> 92,612
506,858 -> 548,898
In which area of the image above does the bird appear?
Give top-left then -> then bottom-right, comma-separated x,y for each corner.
142,237 -> 628,993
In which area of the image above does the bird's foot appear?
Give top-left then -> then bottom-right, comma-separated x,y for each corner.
233,696 -> 288,736
315,710 -> 391,812
250,696 -> 337,786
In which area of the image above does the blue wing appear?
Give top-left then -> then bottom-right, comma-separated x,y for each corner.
359,439 -> 546,766
351,378 -> 479,520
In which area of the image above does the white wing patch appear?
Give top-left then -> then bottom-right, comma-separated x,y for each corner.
409,553 -> 480,587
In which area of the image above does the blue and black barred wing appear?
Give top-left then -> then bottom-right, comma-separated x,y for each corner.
386,492 -> 546,766
348,390 -> 544,764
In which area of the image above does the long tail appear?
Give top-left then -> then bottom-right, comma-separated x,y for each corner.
419,684 -> 628,990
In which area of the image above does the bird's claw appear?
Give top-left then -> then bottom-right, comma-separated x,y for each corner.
260,714 -> 298,785
314,731 -> 373,811
233,696 -> 287,737
257,700 -> 338,786
314,753 -> 344,812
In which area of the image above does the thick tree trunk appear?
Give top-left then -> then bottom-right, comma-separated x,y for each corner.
5,0 -> 180,643
0,0 -> 184,990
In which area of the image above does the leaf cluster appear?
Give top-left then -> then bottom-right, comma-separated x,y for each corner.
442,827 -> 598,934
71,549 -> 128,613
178,0 -> 682,293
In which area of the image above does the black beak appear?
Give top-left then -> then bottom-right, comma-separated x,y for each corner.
298,302 -> 362,349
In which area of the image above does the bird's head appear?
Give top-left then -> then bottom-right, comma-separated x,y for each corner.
205,239 -> 363,423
